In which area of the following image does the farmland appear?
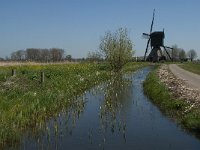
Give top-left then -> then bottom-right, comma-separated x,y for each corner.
178,62 -> 200,75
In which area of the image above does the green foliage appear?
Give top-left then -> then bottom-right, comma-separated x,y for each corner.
99,28 -> 134,71
123,62 -> 149,72
143,66 -> 200,134
182,109 -> 200,132
143,68 -> 186,115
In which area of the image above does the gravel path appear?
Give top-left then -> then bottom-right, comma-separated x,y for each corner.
169,64 -> 200,90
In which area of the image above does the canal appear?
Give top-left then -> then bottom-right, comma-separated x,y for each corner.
11,67 -> 200,150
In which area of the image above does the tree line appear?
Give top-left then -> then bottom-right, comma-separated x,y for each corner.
10,48 -> 68,62
164,45 -> 198,61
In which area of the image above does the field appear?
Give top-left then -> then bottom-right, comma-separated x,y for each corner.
0,62 -> 147,148
178,62 -> 200,75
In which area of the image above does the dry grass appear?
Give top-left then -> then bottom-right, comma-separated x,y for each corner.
0,61 -> 77,67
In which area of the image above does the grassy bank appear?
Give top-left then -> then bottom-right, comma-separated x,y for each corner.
0,63 -> 110,148
178,62 -> 200,75
0,62 -> 147,148
143,65 -> 200,136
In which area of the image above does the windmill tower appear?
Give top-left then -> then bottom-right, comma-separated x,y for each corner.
143,9 -> 173,62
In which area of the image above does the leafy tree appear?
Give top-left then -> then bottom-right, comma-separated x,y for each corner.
187,49 -> 197,61
66,55 -> 72,61
99,28 -> 134,71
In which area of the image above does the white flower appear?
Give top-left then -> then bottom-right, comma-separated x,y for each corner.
96,71 -> 100,76
80,77 -> 84,81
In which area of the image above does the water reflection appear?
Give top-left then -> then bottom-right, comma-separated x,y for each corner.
7,67 -> 200,150
99,73 -> 132,143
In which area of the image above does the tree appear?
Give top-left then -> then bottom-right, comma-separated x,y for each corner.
99,28 -> 134,71
11,50 -> 26,61
66,55 -> 72,62
50,48 -> 64,62
187,49 -> 197,61
179,49 -> 186,60
26,48 -> 40,61
87,51 -> 102,62
171,44 -> 180,61
40,49 -> 50,62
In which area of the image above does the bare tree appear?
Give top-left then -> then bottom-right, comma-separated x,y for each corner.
171,44 -> 180,61
50,48 -> 64,62
40,49 -> 50,62
187,49 -> 197,61
11,50 -> 26,61
179,49 -> 186,60
26,48 -> 40,61
11,48 -> 66,62
87,51 -> 102,62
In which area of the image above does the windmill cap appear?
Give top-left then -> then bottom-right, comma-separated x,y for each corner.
150,31 -> 165,39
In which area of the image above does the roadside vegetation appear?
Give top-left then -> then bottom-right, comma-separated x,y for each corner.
144,65 -> 200,137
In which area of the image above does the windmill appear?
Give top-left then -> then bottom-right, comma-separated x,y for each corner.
143,9 -> 172,62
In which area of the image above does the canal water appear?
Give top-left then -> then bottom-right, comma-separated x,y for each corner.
13,67 -> 200,150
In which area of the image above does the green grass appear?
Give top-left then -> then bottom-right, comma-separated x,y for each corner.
122,62 -> 149,72
0,62 -> 146,148
143,65 -> 200,136
178,62 -> 200,75
0,63 -> 110,148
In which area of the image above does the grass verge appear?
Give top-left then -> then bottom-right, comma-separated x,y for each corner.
143,65 -> 200,137
178,62 -> 200,75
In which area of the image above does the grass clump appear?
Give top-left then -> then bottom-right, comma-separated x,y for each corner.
143,65 -> 200,136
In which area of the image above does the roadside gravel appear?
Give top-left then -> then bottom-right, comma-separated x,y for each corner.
158,64 -> 200,112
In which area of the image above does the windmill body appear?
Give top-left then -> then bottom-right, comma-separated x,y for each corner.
143,10 -> 172,62
147,31 -> 165,61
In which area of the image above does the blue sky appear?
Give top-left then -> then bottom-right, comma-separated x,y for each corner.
0,0 -> 200,58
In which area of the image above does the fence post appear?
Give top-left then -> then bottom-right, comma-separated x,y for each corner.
41,71 -> 45,83
12,69 -> 16,76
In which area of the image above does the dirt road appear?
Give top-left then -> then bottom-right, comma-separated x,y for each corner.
169,64 -> 200,90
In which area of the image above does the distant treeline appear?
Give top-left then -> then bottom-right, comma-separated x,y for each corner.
10,48 -> 68,62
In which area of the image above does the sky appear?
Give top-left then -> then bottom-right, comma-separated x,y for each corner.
0,0 -> 200,59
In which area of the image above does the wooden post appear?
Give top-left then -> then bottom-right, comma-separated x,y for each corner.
41,71 -> 44,83
12,69 -> 16,76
